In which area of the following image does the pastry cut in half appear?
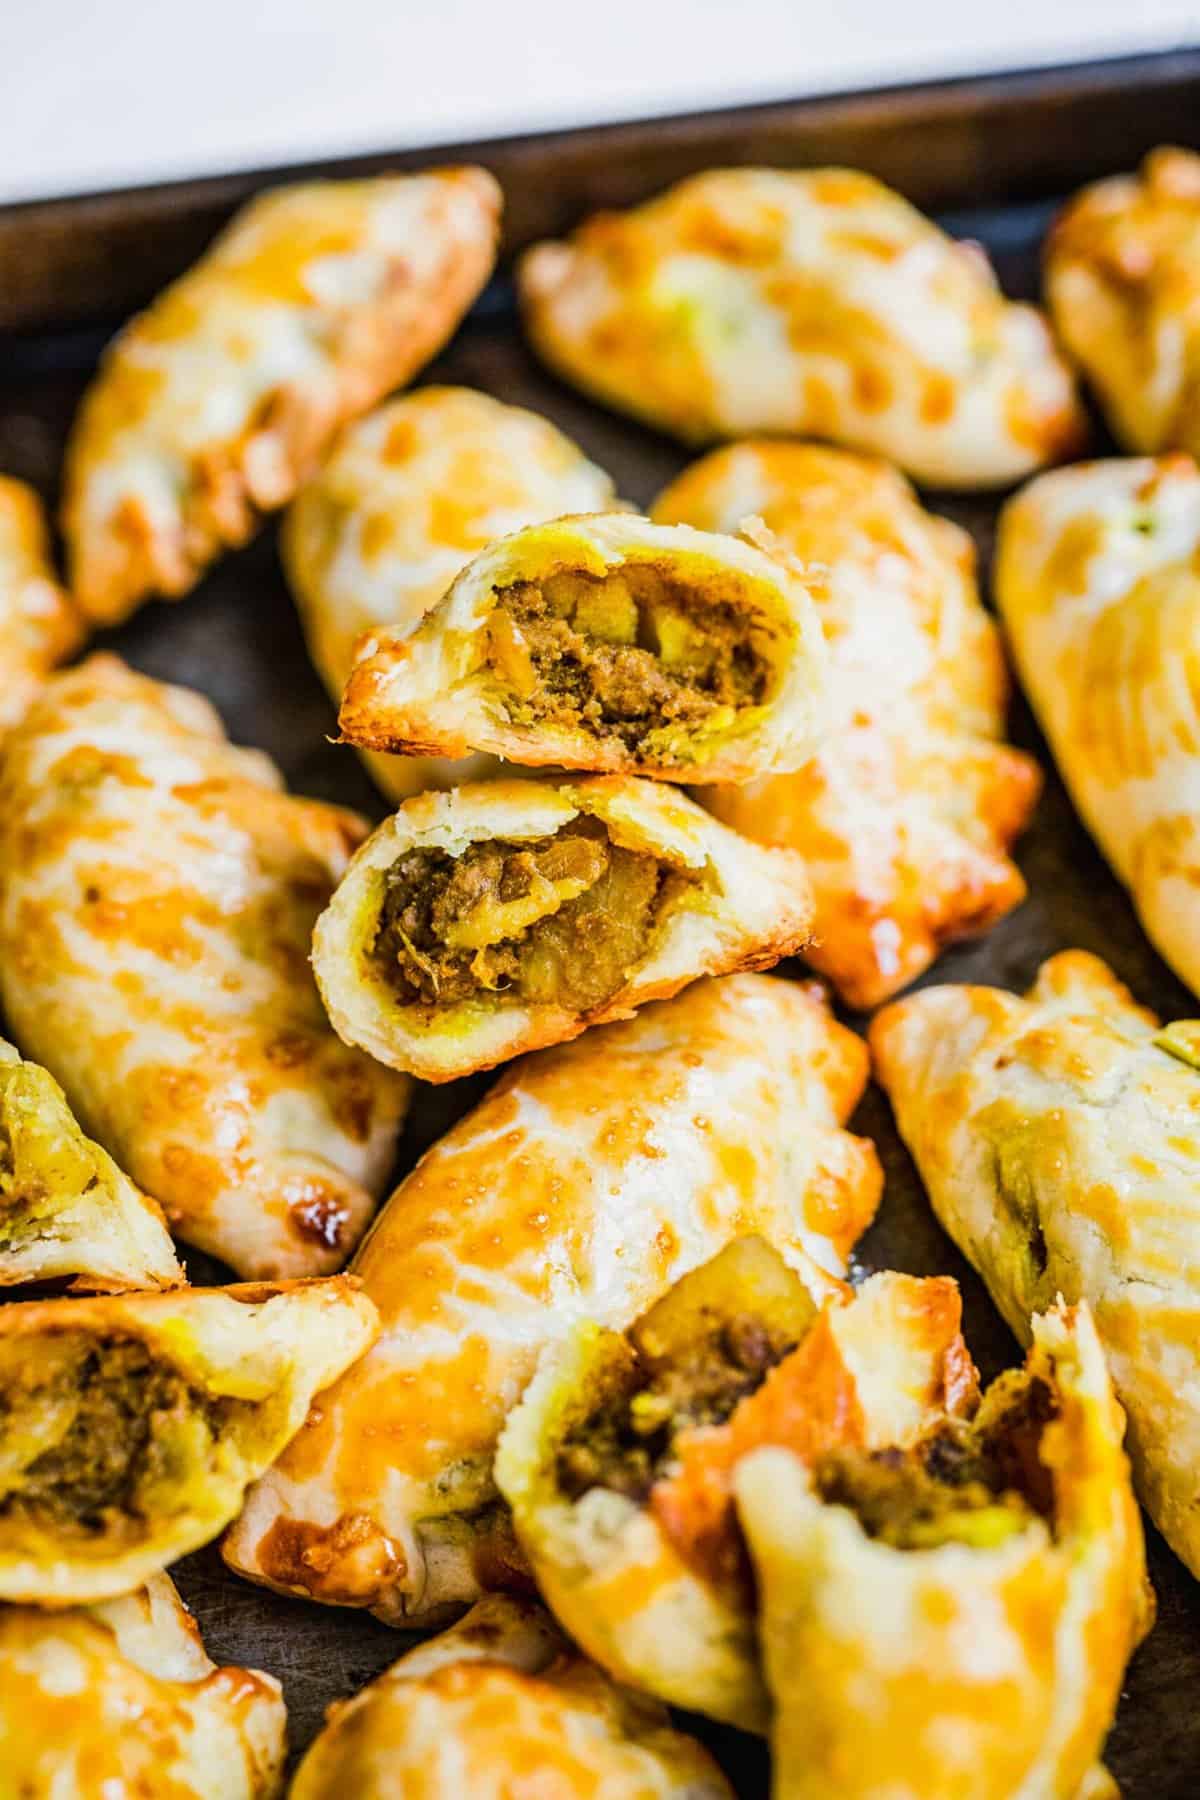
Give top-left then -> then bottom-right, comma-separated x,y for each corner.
738,1297 -> 1148,1799
518,167 -> 1084,487
995,452 -> 1200,996
291,1593 -> 732,1800
0,1275 -> 377,1603
311,774 -> 815,1081
1046,147 -> 1200,458
223,974 -> 881,1625
0,1037 -> 181,1292
655,441 -> 1041,1006
336,511 -> 828,785
0,655 -> 410,1280
62,167 -> 501,624
282,386 -> 620,800
0,1572 -> 286,1797
496,1238 -> 979,1731
0,476 -> 83,732
872,946 -> 1200,1580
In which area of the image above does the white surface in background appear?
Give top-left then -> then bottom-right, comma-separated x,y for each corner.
1,0 -> 1197,205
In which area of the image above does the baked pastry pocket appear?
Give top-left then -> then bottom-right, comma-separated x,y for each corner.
0,476 -> 83,732
338,512 -> 828,784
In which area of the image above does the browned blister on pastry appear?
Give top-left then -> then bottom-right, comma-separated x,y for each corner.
223,974 -> 881,1626
310,774 -> 815,1082
0,655 -> 410,1279
0,1573 -> 286,1797
1047,147 -> 1200,457
62,168 -> 501,624
519,167 -> 1084,487
655,441 -> 1040,1007
0,1276 -> 377,1603
291,1594 -> 732,1800
0,476 -> 82,731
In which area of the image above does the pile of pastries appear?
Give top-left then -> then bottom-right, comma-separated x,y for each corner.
0,139 -> 1198,1796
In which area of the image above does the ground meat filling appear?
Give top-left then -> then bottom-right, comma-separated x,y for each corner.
0,1334 -> 222,1537
372,816 -> 691,1013
556,1313 -> 797,1504
486,566 -> 773,750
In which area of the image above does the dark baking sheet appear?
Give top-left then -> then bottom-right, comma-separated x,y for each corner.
3,53 -> 1200,1795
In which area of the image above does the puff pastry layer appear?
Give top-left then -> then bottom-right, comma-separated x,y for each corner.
0,475 -> 82,731
62,168 -> 501,624
0,1573 -> 286,1797
291,1594 -> 732,1799
519,167 -> 1084,487
283,386 -> 619,799
996,453 -> 1200,995
223,974 -> 881,1625
0,1276 -> 377,1602
311,775 -> 815,1081
0,655 -> 410,1279
655,441 -> 1040,1006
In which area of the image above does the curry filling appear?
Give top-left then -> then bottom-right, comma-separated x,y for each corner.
372,815 -> 696,1012
485,566 -> 774,752
0,1333 -> 228,1540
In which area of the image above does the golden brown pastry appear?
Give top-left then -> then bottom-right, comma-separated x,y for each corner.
223,974 -> 881,1625
310,775 -> 814,1081
0,1275 -> 377,1602
291,1593 -> 732,1800
654,441 -> 1041,1006
738,1298 -> 1147,1800
0,1038 -> 181,1292
62,168 -> 501,624
0,655 -> 410,1280
518,167 -> 1084,487
0,1573 -> 286,1797
0,475 -> 82,731
496,1241 -> 978,1731
283,386 -> 620,800
1047,147 -> 1200,457
871,947 -> 1200,1581
337,512 -> 828,784
995,453 -> 1200,995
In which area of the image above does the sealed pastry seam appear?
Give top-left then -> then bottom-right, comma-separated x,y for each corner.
337,511 -> 829,785
311,774 -> 816,1081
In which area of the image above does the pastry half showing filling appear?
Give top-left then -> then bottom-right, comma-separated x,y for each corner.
291,1594 -> 733,1800
495,1237 -> 979,1731
0,1039 -> 181,1292
312,776 -> 814,1081
0,1574 -> 287,1799
736,1299 -> 1150,1800
0,1279 -> 378,1603
337,512 -> 828,784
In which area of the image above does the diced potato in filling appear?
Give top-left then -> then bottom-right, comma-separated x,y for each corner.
371,816 -> 695,1011
485,565 -> 774,748
0,1334 -> 227,1540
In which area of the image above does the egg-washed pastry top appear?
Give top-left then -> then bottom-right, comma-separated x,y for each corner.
655,441 -> 1040,1007
0,1275 -> 377,1603
738,1296 -> 1147,1800
338,511 -> 829,785
311,775 -> 815,1082
223,973 -> 882,1626
518,166 -> 1084,488
0,1037 -> 181,1292
497,1241 -> 979,1732
283,386 -> 619,801
62,167 -> 501,625
291,1594 -> 732,1800
0,654 -> 410,1280
0,1573 -> 286,1798
1046,147 -> 1200,458
0,475 -> 83,732
871,946 -> 1200,1582
995,452 -> 1200,998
